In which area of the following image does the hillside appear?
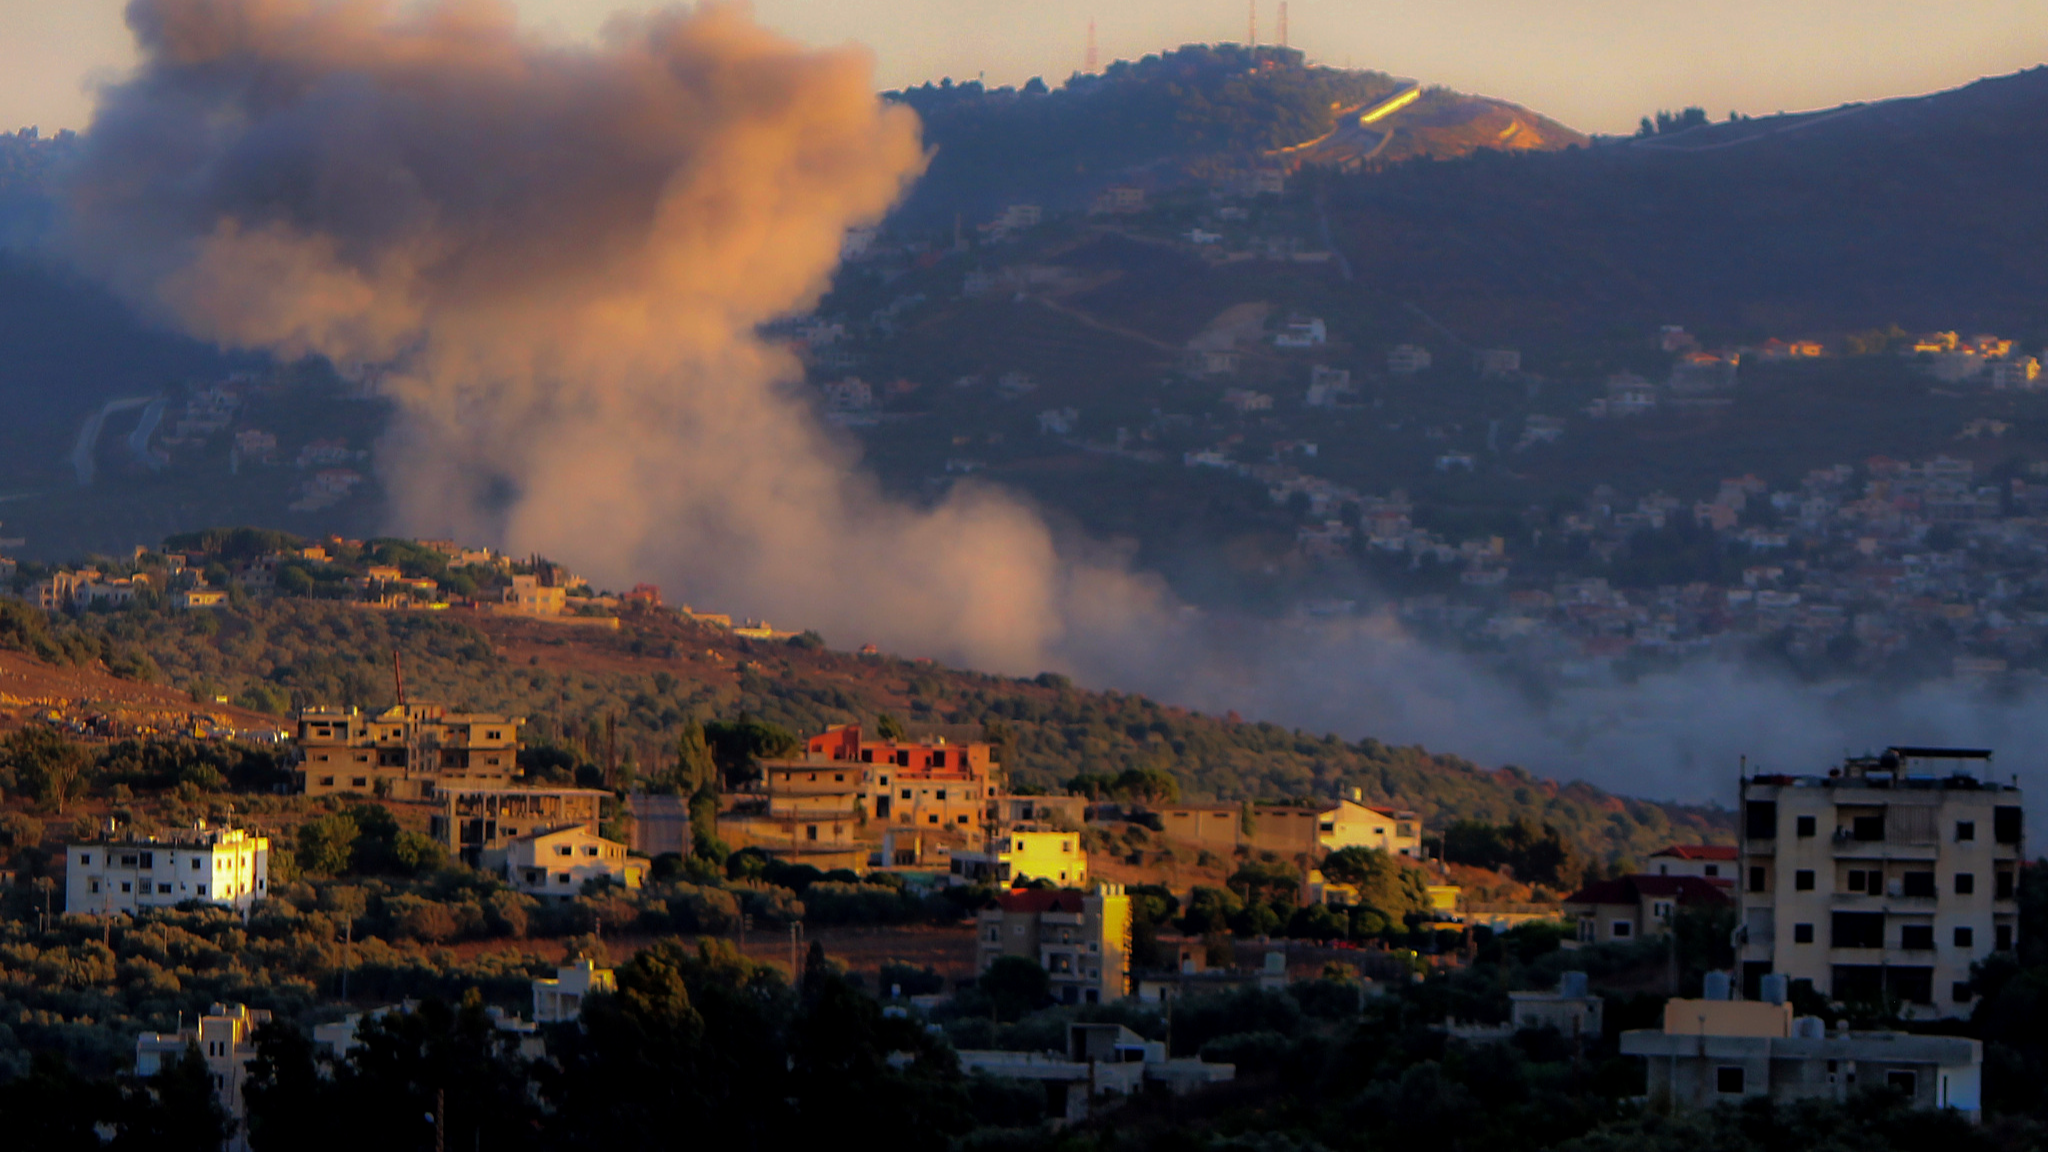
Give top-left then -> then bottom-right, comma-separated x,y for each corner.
887,44 -> 1585,223
0,596 -> 1729,865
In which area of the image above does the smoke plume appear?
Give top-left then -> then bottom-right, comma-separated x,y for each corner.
64,0 -> 1172,673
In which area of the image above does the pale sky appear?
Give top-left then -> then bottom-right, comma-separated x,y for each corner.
3,0 -> 2046,137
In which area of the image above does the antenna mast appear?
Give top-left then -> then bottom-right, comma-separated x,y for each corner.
1085,18 -> 1098,73
1279,1 -> 1289,49
1248,0 -> 1257,48
392,649 -> 406,707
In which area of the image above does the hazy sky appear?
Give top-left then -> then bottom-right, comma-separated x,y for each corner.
3,0 -> 2046,137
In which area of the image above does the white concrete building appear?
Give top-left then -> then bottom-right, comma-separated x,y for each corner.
1736,747 -> 2022,1018
504,824 -> 644,900
534,959 -> 617,1023
1622,995 -> 1981,1120
67,825 -> 269,916
957,1023 -> 1234,1123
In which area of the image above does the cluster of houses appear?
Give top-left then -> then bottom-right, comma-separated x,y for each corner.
64,724 -> 2016,1130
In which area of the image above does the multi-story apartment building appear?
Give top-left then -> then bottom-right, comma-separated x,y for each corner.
66,824 -> 269,916
504,824 -> 644,900
1736,746 -> 2022,1019
297,704 -> 523,799
977,883 -> 1132,1005
136,1002 -> 271,1150
427,786 -> 607,870
718,757 -> 873,870
951,829 -> 1089,887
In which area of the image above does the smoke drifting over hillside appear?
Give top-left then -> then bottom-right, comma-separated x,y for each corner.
59,1 -> 2044,813
63,0 -> 1171,674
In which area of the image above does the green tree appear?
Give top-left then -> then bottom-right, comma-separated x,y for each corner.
978,956 -> 1051,1022
295,812 -> 360,877
2,727 -> 89,813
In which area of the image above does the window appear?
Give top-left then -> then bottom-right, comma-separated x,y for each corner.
900,789 -> 912,800
89,880 -> 100,894
120,855 -> 138,867
1795,869 -> 1815,891
1796,815 -> 1817,837
1996,925 -> 2013,950
555,873 -> 570,885
1997,871 -> 2015,899
1955,873 -> 1975,895
1748,866 -> 1766,893
1716,1066 -> 1745,1094
1611,920 -> 1633,939
556,846 -> 573,857
928,815 -> 939,825
957,815 -> 969,824
1320,822 -> 1335,833
1847,869 -> 1881,893
1886,1070 -> 1917,1096
79,854 -> 90,866
120,882 -> 132,893
1995,807 -> 2022,844
584,847 -> 599,857
1745,801 -> 1777,840
1902,872 -> 1936,898
834,773 -> 844,782
351,777 -> 368,788
936,789 -> 948,801
195,884 -> 206,895
157,884 -> 171,894
1652,901 -> 1673,920
191,859 -> 202,870
1956,820 -> 1975,842
319,777 -> 335,787
806,825 -> 819,841
1794,923 -> 1814,944
1852,814 -> 1885,841
1900,924 -> 1934,950
1704,864 -> 1720,877
1832,912 -> 1885,949
1955,927 -> 1974,948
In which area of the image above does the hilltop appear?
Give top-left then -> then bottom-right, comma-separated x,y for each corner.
887,44 -> 1585,223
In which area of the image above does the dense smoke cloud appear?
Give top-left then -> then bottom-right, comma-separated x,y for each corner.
64,0 -> 1173,674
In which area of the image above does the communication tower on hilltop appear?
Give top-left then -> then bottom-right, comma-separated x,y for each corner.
1248,0 -> 1257,47
1279,1 -> 1289,49
1085,18 -> 1097,73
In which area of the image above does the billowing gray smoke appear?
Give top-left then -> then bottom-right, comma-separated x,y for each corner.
60,1 -> 2044,816
64,0 -> 1171,675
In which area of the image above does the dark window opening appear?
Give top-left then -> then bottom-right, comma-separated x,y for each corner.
1795,869 -> 1814,891
1900,924 -> 1934,950
1995,807 -> 2022,844
1956,820 -> 1975,842
1996,925 -> 2014,950
1886,1070 -> 1918,1096
1794,923 -> 1815,944
1716,1066 -> 1745,1094
1745,801 -> 1778,840
1832,912 -> 1885,949
1955,873 -> 1975,895
1902,872 -> 1936,898
1852,814 -> 1885,841
1997,871 -> 2015,899
1748,866 -> 1766,893
1955,926 -> 1974,948
1796,815 -> 1816,837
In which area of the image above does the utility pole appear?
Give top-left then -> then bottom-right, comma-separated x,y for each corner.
1084,18 -> 1098,73
1248,0 -> 1256,47
1278,1 -> 1288,49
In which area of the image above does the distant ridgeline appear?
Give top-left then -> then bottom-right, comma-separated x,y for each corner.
884,45 -> 1582,224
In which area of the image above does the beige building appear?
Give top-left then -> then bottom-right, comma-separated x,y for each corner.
504,825 -> 644,900
136,1002 -> 270,1150
976,883 -> 1132,1005
297,704 -> 522,799
67,825 -> 269,916
428,786 -> 606,870
534,959 -> 616,1022
1736,747 -> 2022,1018
1564,874 -> 1732,943
1156,798 -> 1421,860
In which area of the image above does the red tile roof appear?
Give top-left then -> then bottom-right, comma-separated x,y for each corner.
1563,874 -> 1732,907
1651,844 -> 1738,861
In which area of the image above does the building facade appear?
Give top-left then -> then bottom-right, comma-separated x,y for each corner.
504,825 -> 644,900
298,704 -> 523,799
135,1002 -> 271,1150
1622,997 -> 1981,1120
1736,747 -> 2022,1018
428,786 -> 606,870
1564,874 -> 1732,943
977,884 -> 1133,1005
1648,844 -> 1738,884
951,830 -> 1088,887
67,825 -> 269,916
1155,798 -> 1421,859
533,959 -> 616,1023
